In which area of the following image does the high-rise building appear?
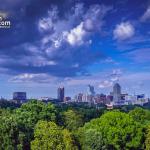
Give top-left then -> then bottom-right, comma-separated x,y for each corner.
82,94 -> 88,102
87,85 -> 95,96
57,87 -> 64,101
107,95 -> 113,102
121,93 -> 128,100
95,94 -> 106,104
64,97 -> 71,103
77,93 -> 83,102
13,92 -> 27,103
113,83 -> 121,102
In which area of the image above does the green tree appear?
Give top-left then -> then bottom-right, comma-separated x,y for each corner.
78,111 -> 144,150
31,120 -> 77,150
145,125 -> 150,150
0,109 -> 21,150
63,109 -> 83,131
0,100 -> 58,150
129,107 -> 150,125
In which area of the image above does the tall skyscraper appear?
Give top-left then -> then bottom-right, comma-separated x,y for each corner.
13,92 -> 27,103
13,92 -> 26,100
113,83 -> 121,102
87,85 -> 95,96
57,87 -> 64,101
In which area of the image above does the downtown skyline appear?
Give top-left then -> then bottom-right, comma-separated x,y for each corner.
0,0 -> 150,98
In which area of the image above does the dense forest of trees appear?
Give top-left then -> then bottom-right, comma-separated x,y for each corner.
1,100 -> 150,150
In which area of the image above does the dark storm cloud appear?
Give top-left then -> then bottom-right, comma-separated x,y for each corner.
0,0 -> 75,48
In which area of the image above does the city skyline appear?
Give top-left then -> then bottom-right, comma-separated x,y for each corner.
0,0 -> 150,98
1,82 -> 149,100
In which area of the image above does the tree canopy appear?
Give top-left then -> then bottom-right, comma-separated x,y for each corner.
31,120 -> 77,150
1,100 -> 150,150
78,111 -> 145,150
129,107 -> 150,125
63,109 -> 84,131
0,100 -> 57,150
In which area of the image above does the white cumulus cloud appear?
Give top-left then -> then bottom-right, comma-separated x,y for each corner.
38,6 -> 58,32
64,22 -> 86,46
99,80 -> 113,88
113,22 -> 135,40
9,73 -> 58,83
141,6 -> 150,22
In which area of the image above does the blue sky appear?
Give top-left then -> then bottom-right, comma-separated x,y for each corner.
0,0 -> 150,99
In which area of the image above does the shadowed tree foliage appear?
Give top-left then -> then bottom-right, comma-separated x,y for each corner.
0,100 -> 58,150
146,125 -> 150,150
63,109 -> 84,131
0,100 -> 21,109
129,107 -> 150,125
